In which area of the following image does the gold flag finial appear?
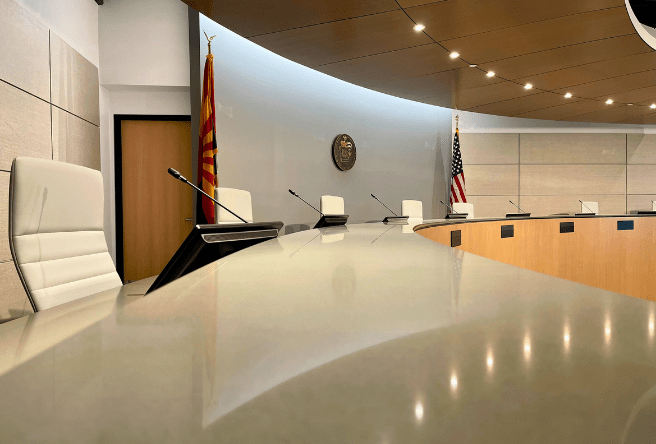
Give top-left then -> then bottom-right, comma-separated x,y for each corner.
204,31 -> 217,54
455,114 -> 459,130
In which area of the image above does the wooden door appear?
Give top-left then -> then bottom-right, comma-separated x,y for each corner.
121,120 -> 193,282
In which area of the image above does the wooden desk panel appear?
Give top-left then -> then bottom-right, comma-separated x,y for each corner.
417,217 -> 656,300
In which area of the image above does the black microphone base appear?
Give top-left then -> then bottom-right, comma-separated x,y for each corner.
506,213 -> 531,218
383,216 -> 409,223
574,213 -> 597,217
314,215 -> 348,228
147,221 -> 284,294
446,213 -> 468,219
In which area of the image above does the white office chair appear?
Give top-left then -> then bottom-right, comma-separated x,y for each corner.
320,195 -> 345,215
580,201 -> 599,215
401,200 -> 423,219
215,187 -> 254,224
652,201 -> 656,211
453,202 -> 474,219
9,157 -> 122,312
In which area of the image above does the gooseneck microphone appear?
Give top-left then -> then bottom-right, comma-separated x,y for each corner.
289,189 -> 324,216
371,194 -> 399,216
167,168 -> 248,223
509,200 -> 527,213
439,200 -> 459,213
578,199 -> 595,214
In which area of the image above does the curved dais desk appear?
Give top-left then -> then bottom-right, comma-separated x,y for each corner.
0,222 -> 655,443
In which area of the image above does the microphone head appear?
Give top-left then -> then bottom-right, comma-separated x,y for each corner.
288,189 -> 296,196
371,194 -> 376,199
168,168 -> 181,179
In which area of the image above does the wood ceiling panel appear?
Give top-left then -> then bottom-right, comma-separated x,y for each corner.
367,67 -> 503,103
617,112 -> 656,124
513,52 -> 656,91
466,92 -> 578,116
249,11 -> 433,67
405,0 -> 623,42
454,81 -> 539,109
183,0 -> 399,37
478,35 -> 651,81
565,105 -> 655,123
554,70 -> 656,99
605,86 -> 656,106
514,100 -> 610,120
440,7 -> 635,64
314,43 -> 467,87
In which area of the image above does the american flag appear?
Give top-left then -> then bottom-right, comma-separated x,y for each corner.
449,128 -> 467,206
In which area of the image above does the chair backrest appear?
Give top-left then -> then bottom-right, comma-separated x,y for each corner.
215,188 -> 254,224
581,201 -> 599,214
401,200 -> 423,219
652,200 -> 656,211
9,157 -> 122,311
453,202 -> 474,219
320,195 -> 344,215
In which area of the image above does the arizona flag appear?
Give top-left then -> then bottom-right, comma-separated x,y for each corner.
197,52 -> 218,224
449,128 -> 467,206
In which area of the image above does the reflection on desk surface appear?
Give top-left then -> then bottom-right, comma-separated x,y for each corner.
0,223 -> 655,443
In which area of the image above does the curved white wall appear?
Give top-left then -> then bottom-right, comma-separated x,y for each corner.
199,15 -> 452,229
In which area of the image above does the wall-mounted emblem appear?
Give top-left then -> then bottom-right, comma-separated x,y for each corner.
332,134 -> 357,171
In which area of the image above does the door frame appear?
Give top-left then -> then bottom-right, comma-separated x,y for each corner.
114,114 -> 192,282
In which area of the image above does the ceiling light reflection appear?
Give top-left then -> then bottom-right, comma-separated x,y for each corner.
523,335 -> 531,361
414,401 -> 424,422
486,352 -> 494,371
450,374 -> 458,389
604,318 -> 611,344
649,311 -> 654,339
413,24 -> 425,32
564,325 -> 571,352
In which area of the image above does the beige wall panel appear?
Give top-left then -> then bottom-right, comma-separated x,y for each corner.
50,32 -> 100,125
0,173 -> 10,262
627,134 -> 656,164
520,195 -> 627,216
520,133 -> 626,164
0,82 -> 51,171
466,165 -> 518,195
520,165 -> 626,195
0,261 -> 32,323
466,195 -> 519,218
52,107 -> 101,170
459,133 -> 519,165
0,0 -> 50,101
627,195 -> 656,213
627,165 -> 656,194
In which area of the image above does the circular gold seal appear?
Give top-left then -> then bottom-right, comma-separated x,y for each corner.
332,134 -> 357,171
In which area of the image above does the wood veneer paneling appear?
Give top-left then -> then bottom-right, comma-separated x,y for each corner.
50,32 -> 100,126
566,104 -> 655,124
466,165 -> 518,195
0,0 -> 50,101
455,82 -> 538,110
556,69 -> 656,99
628,134 -> 656,164
52,107 -> 101,171
405,0 -> 623,42
0,173 -> 10,262
440,7 -> 634,64
0,261 -> 32,322
249,11 -> 432,67
417,216 -> 656,300
520,165 -> 626,195
0,81 -> 51,171
466,92 -> 575,117
514,99 -> 610,121
520,134 -> 626,164
459,133 -> 518,165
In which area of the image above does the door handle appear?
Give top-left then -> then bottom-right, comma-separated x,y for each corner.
185,218 -> 193,222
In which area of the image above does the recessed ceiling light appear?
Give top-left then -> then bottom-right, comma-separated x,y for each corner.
486,71 -> 495,77
605,99 -> 613,105
628,103 -> 634,106
469,64 -> 477,68
449,52 -> 460,59
413,24 -> 425,31
651,104 -> 656,109
524,83 -> 533,90
564,92 -> 572,98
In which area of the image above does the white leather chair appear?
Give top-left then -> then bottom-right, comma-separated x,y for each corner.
9,157 -> 122,312
320,195 -> 344,215
401,200 -> 423,219
215,187 -> 253,224
453,202 -> 474,219
580,201 -> 599,214
652,200 -> 656,211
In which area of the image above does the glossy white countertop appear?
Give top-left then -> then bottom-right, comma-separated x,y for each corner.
1,222 -> 655,443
